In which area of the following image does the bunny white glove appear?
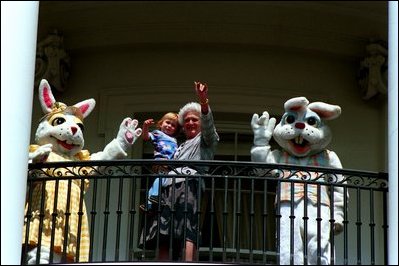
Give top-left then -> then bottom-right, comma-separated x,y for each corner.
116,118 -> 142,152
251,111 -> 276,146
29,144 -> 53,163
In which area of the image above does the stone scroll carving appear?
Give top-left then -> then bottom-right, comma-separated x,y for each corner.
358,42 -> 388,100
35,31 -> 71,92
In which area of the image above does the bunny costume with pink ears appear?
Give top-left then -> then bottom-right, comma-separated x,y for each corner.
251,96 -> 347,265
23,79 -> 142,264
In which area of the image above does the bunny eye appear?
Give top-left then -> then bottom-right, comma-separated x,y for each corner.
285,115 -> 296,124
77,123 -> 85,132
306,117 -> 319,127
51,117 -> 66,126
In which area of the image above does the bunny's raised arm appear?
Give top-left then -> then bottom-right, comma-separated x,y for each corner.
90,117 -> 142,160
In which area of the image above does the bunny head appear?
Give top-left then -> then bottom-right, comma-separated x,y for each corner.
35,79 -> 96,157
273,97 -> 341,157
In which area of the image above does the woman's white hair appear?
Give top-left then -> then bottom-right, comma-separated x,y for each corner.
178,102 -> 201,125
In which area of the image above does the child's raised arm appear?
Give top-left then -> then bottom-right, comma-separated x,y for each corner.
142,118 -> 154,141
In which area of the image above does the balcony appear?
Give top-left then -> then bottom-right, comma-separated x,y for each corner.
22,160 -> 388,265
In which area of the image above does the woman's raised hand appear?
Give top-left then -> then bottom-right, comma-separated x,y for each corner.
194,81 -> 208,105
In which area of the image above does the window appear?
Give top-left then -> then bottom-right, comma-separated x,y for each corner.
200,132 -> 276,257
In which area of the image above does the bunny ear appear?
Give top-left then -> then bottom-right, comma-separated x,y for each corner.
73,99 -> 96,118
38,79 -> 56,113
308,102 -> 341,120
284,96 -> 309,112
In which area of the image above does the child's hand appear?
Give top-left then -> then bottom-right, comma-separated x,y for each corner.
142,119 -> 154,141
143,119 -> 154,129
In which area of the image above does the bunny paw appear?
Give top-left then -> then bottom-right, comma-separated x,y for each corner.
117,118 -> 142,149
29,144 -> 53,163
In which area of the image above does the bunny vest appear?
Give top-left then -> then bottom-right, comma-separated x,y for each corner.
277,150 -> 332,207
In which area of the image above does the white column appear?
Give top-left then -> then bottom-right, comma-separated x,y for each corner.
1,1 -> 39,265
388,2 -> 398,266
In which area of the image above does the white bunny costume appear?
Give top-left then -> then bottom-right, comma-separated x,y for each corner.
23,79 -> 142,263
251,97 -> 347,265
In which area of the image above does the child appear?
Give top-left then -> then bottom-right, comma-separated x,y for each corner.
140,112 -> 180,212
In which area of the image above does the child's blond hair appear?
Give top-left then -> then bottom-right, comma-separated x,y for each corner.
157,112 -> 180,136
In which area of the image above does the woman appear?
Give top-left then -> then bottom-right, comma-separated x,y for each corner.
139,81 -> 219,261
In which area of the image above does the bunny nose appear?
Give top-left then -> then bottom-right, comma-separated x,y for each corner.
71,126 -> 78,135
295,122 -> 305,129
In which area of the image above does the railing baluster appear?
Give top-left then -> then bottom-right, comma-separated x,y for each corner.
303,181 -> 309,265
276,179 -> 282,265
196,175 -> 202,261
101,177 -> 111,261
209,176 -> 215,261
382,189 -> 388,265
35,179 -> 47,264
249,178 -> 255,263
369,189 -> 375,265
62,179 -> 73,262
317,184 -> 322,265
182,175 -> 188,261
49,179 -> 59,264
235,177 -> 241,262
222,175 -> 228,262
128,172 -> 137,261
75,177 -> 86,262
89,178 -> 98,262
154,173 -> 162,261
343,186 -> 349,265
356,187 -> 362,265
262,178 -> 268,264
290,179 -> 295,265
169,176 -> 175,260
329,184 -> 335,266
114,176 -> 124,261
141,171 -> 150,260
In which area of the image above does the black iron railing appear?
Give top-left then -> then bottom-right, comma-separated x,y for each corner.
22,160 -> 388,265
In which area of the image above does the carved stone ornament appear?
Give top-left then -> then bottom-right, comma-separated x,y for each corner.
35,31 -> 71,92
358,42 -> 388,100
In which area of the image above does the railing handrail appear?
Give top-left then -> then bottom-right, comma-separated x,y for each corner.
28,159 -> 388,191
28,159 -> 388,178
